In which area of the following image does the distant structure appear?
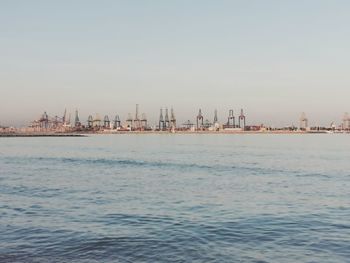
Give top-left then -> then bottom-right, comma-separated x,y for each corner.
22,105 -> 350,134
226,110 -> 235,128
299,112 -> 308,130
103,115 -> 110,128
62,109 -> 67,125
67,113 -> 71,126
203,119 -> 211,129
87,115 -> 93,128
134,104 -> 141,130
212,109 -> 220,131
28,109 -> 74,132
239,109 -> 246,130
164,108 -> 170,130
40,112 -> 49,129
159,108 -> 165,130
196,109 -> 204,129
93,114 -> 101,127
343,112 -> 350,130
114,115 -> 121,129
183,120 -> 194,130
213,109 -> 218,124
126,113 -> 133,128
74,110 -> 81,127
330,121 -> 336,131
170,108 -> 176,129
52,115 -> 60,129
141,113 -> 147,129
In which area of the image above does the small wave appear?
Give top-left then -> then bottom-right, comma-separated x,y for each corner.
2,213 -> 350,262
1,156 -> 332,180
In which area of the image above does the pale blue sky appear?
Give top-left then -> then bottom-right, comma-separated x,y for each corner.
1,0 -> 350,127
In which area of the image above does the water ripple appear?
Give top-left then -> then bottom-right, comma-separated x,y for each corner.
1,135 -> 350,262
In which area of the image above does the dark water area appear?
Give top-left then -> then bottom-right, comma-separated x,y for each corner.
1,134 -> 349,262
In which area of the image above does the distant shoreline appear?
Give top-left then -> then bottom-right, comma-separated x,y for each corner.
0,133 -> 85,137
1,130 -> 347,137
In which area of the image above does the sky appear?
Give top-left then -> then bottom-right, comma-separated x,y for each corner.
1,0 -> 350,127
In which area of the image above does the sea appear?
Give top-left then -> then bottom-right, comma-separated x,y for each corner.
0,134 -> 349,263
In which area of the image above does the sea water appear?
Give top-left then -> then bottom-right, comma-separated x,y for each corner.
0,134 -> 349,262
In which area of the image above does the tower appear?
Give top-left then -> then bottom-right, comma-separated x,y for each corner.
164,108 -> 170,129
213,109 -> 218,124
114,115 -> 121,129
159,108 -> 165,130
170,108 -> 176,129
134,104 -> 141,130
239,109 -> 246,130
196,109 -> 204,129
74,110 -> 80,127
103,115 -> 110,128
227,110 -> 235,128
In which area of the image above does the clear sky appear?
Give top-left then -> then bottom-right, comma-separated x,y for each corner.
1,0 -> 350,127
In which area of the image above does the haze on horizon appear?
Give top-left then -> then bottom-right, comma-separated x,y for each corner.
1,0 -> 350,128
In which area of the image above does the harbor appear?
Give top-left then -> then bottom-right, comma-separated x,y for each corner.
1,105 -> 350,136
2,1 -> 350,262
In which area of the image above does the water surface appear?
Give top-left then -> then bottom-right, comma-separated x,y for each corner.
1,134 -> 349,262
